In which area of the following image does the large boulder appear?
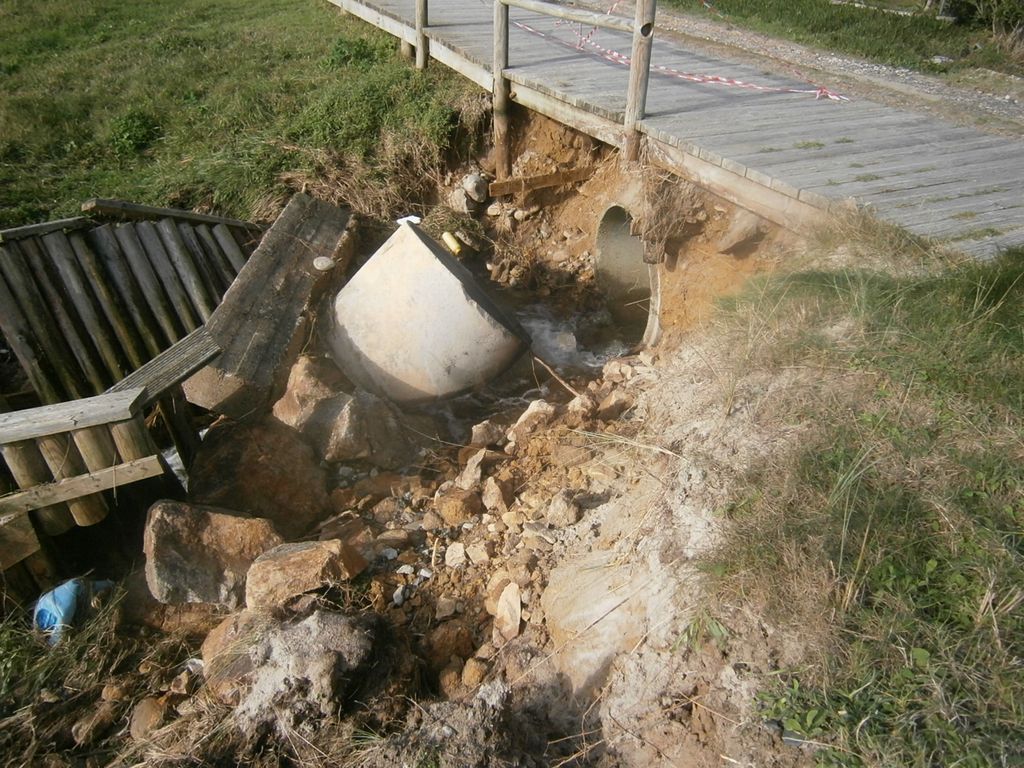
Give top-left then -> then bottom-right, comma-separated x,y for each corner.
236,610 -> 385,736
189,418 -> 331,540
245,540 -> 367,609
143,501 -> 282,609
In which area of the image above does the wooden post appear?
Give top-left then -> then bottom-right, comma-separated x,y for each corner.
493,0 -> 512,182
415,0 -> 429,70
623,0 -> 656,162
36,434 -> 109,526
0,441 -> 75,535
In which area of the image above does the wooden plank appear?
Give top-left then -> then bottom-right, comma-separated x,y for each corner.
194,224 -> 240,288
114,223 -> 186,344
0,388 -> 147,445
0,456 -> 163,516
67,230 -> 148,371
503,0 -> 635,32
0,242 -> 85,400
212,223 -> 248,274
489,166 -> 596,197
176,222 -> 229,297
156,219 -> 217,321
82,198 -> 259,236
0,217 -> 90,244
40,231 -> 128,387
134,221 -> 201,334
0,440 -> 75,535
108,327 -> 220,401
36,433 -> 108,526
0,510 -> 41,571
18,237 -> 112,395
0,267 -> 64,404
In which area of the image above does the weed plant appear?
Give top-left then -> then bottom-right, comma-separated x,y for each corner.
0,0 -> 476,228
706,238 -> 1024,765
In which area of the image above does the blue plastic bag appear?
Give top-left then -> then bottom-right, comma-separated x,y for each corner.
33,578 -> 114,644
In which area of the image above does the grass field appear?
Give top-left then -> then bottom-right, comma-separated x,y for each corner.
665,0 -> 1023,75
0,0 -> 477,229
707,224 -> 1024,765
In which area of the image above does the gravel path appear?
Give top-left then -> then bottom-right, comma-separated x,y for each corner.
573,0 -> 1024,135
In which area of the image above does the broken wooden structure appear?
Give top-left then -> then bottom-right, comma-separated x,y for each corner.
0,387 -> 174,602
0,199 -> 258,404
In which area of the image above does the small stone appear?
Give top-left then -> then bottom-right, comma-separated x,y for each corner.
396,564 -> 416,575
462,657 -> 488,688
455,449 -> 487,491
485,202 -> 502,217
493,582 -> 522,646
482,476 -> 513,514
313,256 -> 335,272
168,668 -> 198,696
501,509 -> 525,529
380,547 -> 399,561
436,489 -> 483,526
435,596 -> 458,620
596,389 -> 634,421
506,400 -> 557,449
421,511 -> 444,531
484,570 -> 512,615
513,208 -> 528,222
439,656 -> 466,698
602,359 -> 634,383
466,543 -> 490,565
376,528 -> 411,550
129,697 -> 167,741
101,682 -> 128,702
445,542 -> 467,567
545,490 -> 581,527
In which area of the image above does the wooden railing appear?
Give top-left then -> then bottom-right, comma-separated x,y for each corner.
491,0 -> 657,174
0,387 -> 168,577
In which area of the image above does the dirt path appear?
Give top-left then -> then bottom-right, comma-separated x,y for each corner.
575,0 -> 1024,135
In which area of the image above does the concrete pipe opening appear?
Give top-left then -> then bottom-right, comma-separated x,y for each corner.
595,205 -> 660,347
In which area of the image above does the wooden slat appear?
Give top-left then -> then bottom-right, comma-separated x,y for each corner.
0,511 -> 41,571
134,221 -> 200,334
88,224 -> 167,358
211,224 -> 247,273
0,217 -> 90,244
82,198 -> 260,235
19,236 -> 112,393
193,224 -> 239,290
0,456 -> 163,516
37,233 -> 125,389
114,223 -> 185,345
156,219 -> 217,321
0,269 -> 64,404
0,388 -> 147,444
108,327 -> 220,402
36,433 -> 108,526
177,221 -> 229,297
488,166 -> 596,196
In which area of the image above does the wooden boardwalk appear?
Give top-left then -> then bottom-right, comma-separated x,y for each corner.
332,0 -> 1024,257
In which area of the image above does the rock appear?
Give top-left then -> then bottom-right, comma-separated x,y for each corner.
371,497 -> 402,524
470,418 -> 506,447
439,656 -> 466,698
455,449 -> 486,491
72,700 -> 117,746
101,682 -> 128,702
189,418 -> 330,540
485,202 -> 502,217
716,209 -> 764,254
484,570 -> 511,616
602,359 -> 634,384
448,187 -> 477,215
596,389 -> 633,421
481,476 -> 513,515
435,596 -> 458,620
245,540 -> 367,609
169,667 -> 199,696
129,697 -> 167,741
202,610 -> 274,705
119,569 -> 227,636
143,501 -> 283,609
466,543 -> 490,565
492,582 -> 522,646
436,489 -> 483,526
425,621 -> 474,671
236,610 -> 384,737
506,400 -> 557,450
462,173 -> 490,203
545,490 -> 581,527
319,390 -> 414,469
500,509 -> 524,530
462,657 -> 488,688
445,542 -> 467,568
421,510 -> 444,531
271,355 -> 347,433
375,529 -> 411,551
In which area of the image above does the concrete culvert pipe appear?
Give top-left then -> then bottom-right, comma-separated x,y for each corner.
595,205 -> 660,347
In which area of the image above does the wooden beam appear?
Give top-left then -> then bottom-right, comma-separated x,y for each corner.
493,0 -> 512,182
488,166 -> 596,197
0,510 -> 41,571
107,327 -> 220,403
0,217 -> 91,244
82,198 -> 259,236
0,456 -> 164,516
623,0 -> 656,161
0,388 -> 147,445
501,0 -> 634,32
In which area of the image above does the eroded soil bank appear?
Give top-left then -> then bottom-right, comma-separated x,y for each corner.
2,113 -> 810,768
